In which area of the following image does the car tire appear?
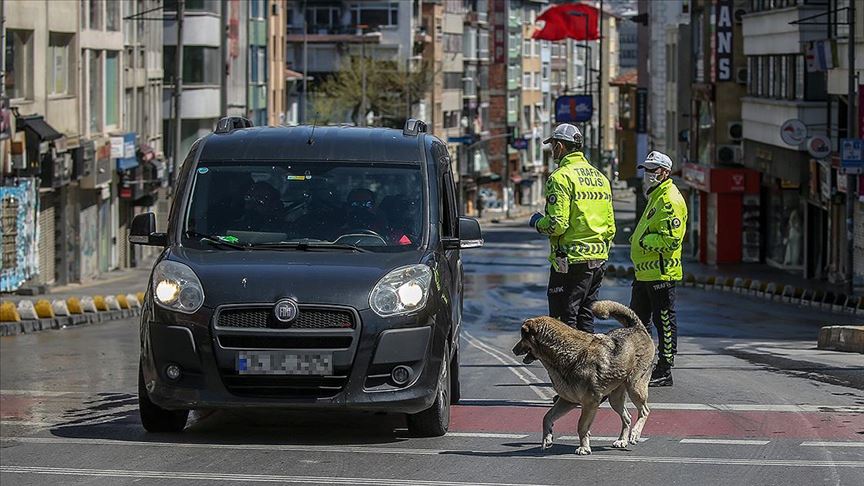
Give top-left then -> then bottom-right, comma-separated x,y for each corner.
407,342 -> 451,437
449,344 -> 461,405
138,365 -> 189,433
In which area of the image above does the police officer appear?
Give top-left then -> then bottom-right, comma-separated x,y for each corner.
630,151 -> 688,387
529,124 -> 616,333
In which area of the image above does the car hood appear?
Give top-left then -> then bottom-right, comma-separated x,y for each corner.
166,247 -> 427,310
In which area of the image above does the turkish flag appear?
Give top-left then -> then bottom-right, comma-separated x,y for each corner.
532,3 -> 600,41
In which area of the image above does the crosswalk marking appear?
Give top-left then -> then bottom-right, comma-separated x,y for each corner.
800,441 -> 864,448
458,398 -> 864,413
446,432 -> 528,439
680,439 -> 770,446
4,438 -> 864,468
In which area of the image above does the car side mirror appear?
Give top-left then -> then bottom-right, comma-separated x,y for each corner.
457,217 -> 483,249
129,212 -> 167,247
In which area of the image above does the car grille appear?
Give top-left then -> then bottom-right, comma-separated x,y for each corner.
217,307 -> 355,329
217,335 -> 352,349
221,374 -> 349,399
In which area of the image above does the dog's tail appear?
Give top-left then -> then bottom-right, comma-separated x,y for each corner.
591,300 -> 646,332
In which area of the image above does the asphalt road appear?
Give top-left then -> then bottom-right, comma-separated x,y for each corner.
2,224 -> 863,485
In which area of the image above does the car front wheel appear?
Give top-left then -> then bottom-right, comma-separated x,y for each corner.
406,342 -> 451,437
138,365 -> 189,433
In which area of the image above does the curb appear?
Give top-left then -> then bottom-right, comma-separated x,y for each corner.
611,265 -> 863,317
0,308 -> 142,337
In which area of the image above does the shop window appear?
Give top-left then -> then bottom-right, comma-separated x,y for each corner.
5,29 -> 34,100
767,188 -> 803,269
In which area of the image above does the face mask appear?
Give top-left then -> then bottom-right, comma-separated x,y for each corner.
642,171 -> 661,195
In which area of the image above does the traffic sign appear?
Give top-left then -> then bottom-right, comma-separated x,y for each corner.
511,138 -> 529,150
555,95 -> 593,123
840,138 -> 864,174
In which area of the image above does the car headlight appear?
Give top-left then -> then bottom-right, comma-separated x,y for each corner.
152,260 -> 205,314
370,264 -> 433,317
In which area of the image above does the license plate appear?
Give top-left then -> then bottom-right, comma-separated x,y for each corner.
236,352 -> 333,375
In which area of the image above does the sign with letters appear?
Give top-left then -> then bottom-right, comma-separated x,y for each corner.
554,95 -> 593,123
715,0 -> 733,82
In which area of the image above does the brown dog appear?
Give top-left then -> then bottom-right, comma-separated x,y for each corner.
512,300 -> 655,455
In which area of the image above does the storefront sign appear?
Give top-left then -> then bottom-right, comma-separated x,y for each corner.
682,163 -> 710,192
554,95 -> 592,123
780,119 -> 807,146
819,161 -> 832,202
806,135 -> 831,159
682,163 -> 759,194
841,138 -> 864,174
110,137 -> 124,159
715,0 -> 734,82
804,39 -> 835,72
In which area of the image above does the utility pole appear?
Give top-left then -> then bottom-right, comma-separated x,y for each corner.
302,0 -> 308,124
360,25 -> 368,127
220,0 -> 228,116
173,0 -> 185,180
597,0 -> 604,170
845,0 -> 857,294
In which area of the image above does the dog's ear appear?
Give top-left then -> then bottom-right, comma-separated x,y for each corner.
521,320 -> 536,337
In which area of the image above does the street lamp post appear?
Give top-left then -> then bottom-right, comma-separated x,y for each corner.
359,24 -> 368,127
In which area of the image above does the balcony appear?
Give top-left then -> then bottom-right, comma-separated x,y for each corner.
741,96 -> 827,150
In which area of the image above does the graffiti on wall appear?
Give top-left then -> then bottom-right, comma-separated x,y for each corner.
0,179 -> 39,292
79,204 -> 98,281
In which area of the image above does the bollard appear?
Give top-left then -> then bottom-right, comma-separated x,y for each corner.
66,297 -> 84,315
116,294 -> 130,310
0,301 -> 21,322
684,273 -> 696,287
17,300 -> 39,320
607,264 -> 618,275
136,291 -> 146,305
125,294 -> 142,309
34,299 -> 55,319
80,296 -> 98,313
93,295 -> 108,311
51,299 -> 70,317
748,280 -> 762,297
104,295 -> 122,311
810,290 -> 825,308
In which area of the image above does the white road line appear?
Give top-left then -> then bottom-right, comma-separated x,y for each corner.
0,389 -> 93,397
0,466 -> 556,486
800,442 -> 864,448
559,436 -> 648,443
459,398 -> 864,413
680,439 -> 771,446
462,331 -> 555,401
4,437 -> 864,469
446,432 -> 529,439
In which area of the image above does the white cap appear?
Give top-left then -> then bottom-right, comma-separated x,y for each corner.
638,151 -> 673,171
543,123 -> 583,145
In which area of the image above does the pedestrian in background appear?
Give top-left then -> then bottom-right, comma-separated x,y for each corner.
529,124 -> 616,333
629,151 -> 688,387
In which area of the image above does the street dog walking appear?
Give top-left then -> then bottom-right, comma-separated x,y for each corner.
512,301 -> 655,456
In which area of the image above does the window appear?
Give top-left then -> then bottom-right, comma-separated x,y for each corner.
48,33 -> 73,96
164,46 -> 221,85
89,50 -> 102,133
165,0 -> 220,14
89,0 -> 102,30
5,29 -> 34,100
443,33 -> 462,53
444,72 -> 462,90
105,51 -> 119,127
444,110 -> 460,129
747,54 -> 820,101
250,46 -> 266,83
478,31 -> 489,59
305,6 -> 340,30
832,0 -> 850,38
106,0 -> 120,31
250,0 -> 264,19
523,72 -> 531,89
350,2 -> 399,28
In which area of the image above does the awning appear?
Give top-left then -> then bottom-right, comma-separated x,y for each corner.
18,115 -> 62,142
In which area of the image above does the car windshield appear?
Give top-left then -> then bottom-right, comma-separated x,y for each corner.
184,161 -> 425,251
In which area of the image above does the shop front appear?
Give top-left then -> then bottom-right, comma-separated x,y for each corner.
682,163 -> 760,265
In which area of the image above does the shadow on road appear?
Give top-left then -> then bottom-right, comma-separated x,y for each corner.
49,408 -> 414,446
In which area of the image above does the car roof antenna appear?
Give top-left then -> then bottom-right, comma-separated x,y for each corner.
307,113 -> 319,145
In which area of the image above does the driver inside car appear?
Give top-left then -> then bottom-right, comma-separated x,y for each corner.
241,181 -> 286,233
341,188 -> 388,235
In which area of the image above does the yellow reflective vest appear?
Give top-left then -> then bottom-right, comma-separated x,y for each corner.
630,179 -> 688,281
535,152 -> 616,268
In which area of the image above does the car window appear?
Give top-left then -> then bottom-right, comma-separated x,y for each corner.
183,161 -> 425,251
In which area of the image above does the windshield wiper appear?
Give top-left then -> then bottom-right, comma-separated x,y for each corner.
248,240 -> 370,253
185,231 -> 249,250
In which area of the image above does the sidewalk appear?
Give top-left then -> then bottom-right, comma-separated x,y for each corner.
40,263 -> 152,303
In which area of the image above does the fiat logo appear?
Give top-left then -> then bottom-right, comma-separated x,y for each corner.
274,299 -> 299,323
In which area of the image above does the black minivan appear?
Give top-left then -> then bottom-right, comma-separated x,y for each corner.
130,118 -> 483,437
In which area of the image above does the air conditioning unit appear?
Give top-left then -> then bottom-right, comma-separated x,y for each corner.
727,121 -> 743,142
717,144 -> 743,165
736,67 -> 748,85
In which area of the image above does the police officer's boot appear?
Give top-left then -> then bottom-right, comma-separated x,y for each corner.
649,360 -> 673,387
